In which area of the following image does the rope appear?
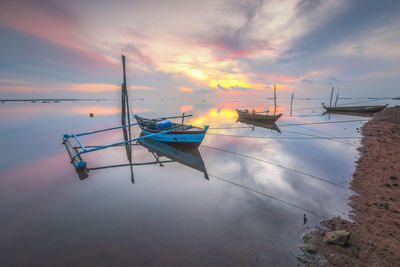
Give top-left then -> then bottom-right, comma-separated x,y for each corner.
281,130 -> 358,146
209,173 -> 328,218
202,145 -> 348,189
208,119 -> 368,130
206,132 -> 361,139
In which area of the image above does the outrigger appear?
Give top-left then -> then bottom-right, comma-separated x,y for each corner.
63,54 -> 208,178
63,121 -> 192,178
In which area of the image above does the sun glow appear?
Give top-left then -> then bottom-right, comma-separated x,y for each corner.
188,108 -> 238,127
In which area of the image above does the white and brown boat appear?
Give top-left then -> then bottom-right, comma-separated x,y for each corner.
236,109 -> 282,123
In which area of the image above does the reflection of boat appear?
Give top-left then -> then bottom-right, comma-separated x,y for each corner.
322,104 -> 387,113
236,109 -> 282,123
237,116 -> 281,133
134,115 -> 209,148
138,134 -> 208,179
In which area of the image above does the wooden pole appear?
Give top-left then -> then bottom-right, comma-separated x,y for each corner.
274,84 -> 277,115
122,55 -> 127,92
335,90 -> 339,107
329,86 -> 334,107
290,91 -> 294,116
181,112 -> 185,125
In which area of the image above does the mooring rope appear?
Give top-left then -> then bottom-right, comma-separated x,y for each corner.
202,145 -> 348,190
206,132 -> 361,139
209,173 -> 329,218
208,119 -> 368,130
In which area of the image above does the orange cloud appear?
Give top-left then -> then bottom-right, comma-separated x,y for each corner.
67,83 -> 120,92
0,85 -> 49,93
180,105 -> 193,112
179,87 -> 194,92
128,85 -> 154,90
73,106 -> 152,115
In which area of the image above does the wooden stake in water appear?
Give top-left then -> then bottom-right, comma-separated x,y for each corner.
121,54 -> 134,183
290,91 -> 294,116
329,86 -> 334,107
274,84 -> 277,115
335,90 -> 339,107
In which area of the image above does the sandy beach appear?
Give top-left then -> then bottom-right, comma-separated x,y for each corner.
300,106 -> 400,266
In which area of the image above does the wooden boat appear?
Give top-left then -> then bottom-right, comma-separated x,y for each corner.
134,115 -> 209,148
236,109 -> 282,123
237,117 -> 281,133
322,104 -> 387,113
138,134 -> 208,179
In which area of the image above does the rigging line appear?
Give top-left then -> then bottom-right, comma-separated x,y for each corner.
206,132 -> 361,139
202,145 -> 348,190
281,130 -> 358,146
209,174 -> 328,218
294,125 -> 359,146
208,119 -> 369,130
291,106 -> 325,111
277,119 -> 368,127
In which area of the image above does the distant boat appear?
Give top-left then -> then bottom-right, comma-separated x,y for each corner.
237,116 -> 281,133
322,104 -> 387,113
236,109 -> 282,123
138,135 -> 209,179
134,115 -> 208,148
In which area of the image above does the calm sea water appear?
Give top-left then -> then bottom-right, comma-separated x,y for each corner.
0,97 -> 394,266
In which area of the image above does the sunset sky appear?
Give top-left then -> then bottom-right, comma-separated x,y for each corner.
1,0 -> 399,98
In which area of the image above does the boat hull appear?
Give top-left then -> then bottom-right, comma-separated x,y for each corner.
139,127 -> 207,148
322,105 -> 387,113
237,111 -> 282,123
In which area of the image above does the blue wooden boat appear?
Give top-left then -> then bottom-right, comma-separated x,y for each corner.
134,115 -> 209,148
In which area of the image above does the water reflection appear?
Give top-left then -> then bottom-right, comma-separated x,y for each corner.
2,98 -> 398,266
138,135 -> 209,180
323,110 -> 375,118
237,116 -> 281,133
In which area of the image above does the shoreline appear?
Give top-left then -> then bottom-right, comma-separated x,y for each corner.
299,106 -> 400,266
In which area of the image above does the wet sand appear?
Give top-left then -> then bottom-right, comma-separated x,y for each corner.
300,106 -> 400,266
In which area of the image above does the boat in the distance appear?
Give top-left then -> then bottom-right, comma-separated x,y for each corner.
134,114 -> 209,148
322,104 -> 387,113
236,109 -> 282,123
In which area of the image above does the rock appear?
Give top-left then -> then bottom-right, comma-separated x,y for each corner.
323,230 -> 351,246
299,229 -> 324,254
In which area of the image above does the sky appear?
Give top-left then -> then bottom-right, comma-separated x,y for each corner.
0,0 -> 400,99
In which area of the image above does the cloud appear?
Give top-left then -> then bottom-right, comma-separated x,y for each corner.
194,88 -> 217,94
122,43 -> 154,65
180,87 -> 194,92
